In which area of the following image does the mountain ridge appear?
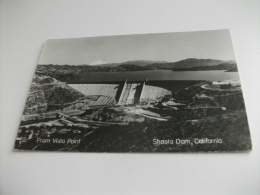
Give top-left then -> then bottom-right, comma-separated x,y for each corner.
38,58 -> 231,68
37,58 -> 237,82
172,61 -> 237,71
145,58 -> 226,69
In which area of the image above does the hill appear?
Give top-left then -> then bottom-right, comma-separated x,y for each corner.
172,58 -> 224,68
145,58 -> 225,69
120,60 -> 167,66
172,61 -> 238,71
24,75 -> 86,114
111,64 -> 151,71
36,64 -> 151,81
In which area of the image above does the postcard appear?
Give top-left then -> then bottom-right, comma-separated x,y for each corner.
14,29 -> 251,152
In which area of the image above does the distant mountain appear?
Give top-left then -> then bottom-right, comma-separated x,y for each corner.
100,60 -> 167,67
111,64 -> 151,71
36,64 -> 152,82
40,58 -> 228,70
88,60 -> 110,66
99,63 -> 120,67
172,61 -> 237,71
145,63 -> 174,69
145,58 -> 225,69
37,58 -> 235,82
121,60 -> 167,66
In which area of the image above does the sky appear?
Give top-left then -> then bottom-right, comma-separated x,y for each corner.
38,29 -> 236,65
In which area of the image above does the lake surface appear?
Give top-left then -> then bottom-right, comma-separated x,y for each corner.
78,70 -> 239,82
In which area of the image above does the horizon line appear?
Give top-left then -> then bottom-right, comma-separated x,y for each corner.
37,58 -> 236,66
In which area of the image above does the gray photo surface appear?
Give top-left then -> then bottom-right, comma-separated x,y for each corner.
14,29 -> 252,152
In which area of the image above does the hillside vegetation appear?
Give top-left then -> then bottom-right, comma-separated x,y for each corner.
24,75 -> 86,113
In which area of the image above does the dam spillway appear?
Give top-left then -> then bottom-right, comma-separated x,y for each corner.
68,80 -> 172,105
118,82 -> 143,105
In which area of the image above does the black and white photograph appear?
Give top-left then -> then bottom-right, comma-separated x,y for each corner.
2,1 -> 260,194
14,29 -> 251,152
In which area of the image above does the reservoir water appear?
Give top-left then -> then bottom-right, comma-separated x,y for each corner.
78,70 -> 239,82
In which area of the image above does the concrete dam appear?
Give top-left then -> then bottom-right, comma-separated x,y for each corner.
68,79 -> 171,105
